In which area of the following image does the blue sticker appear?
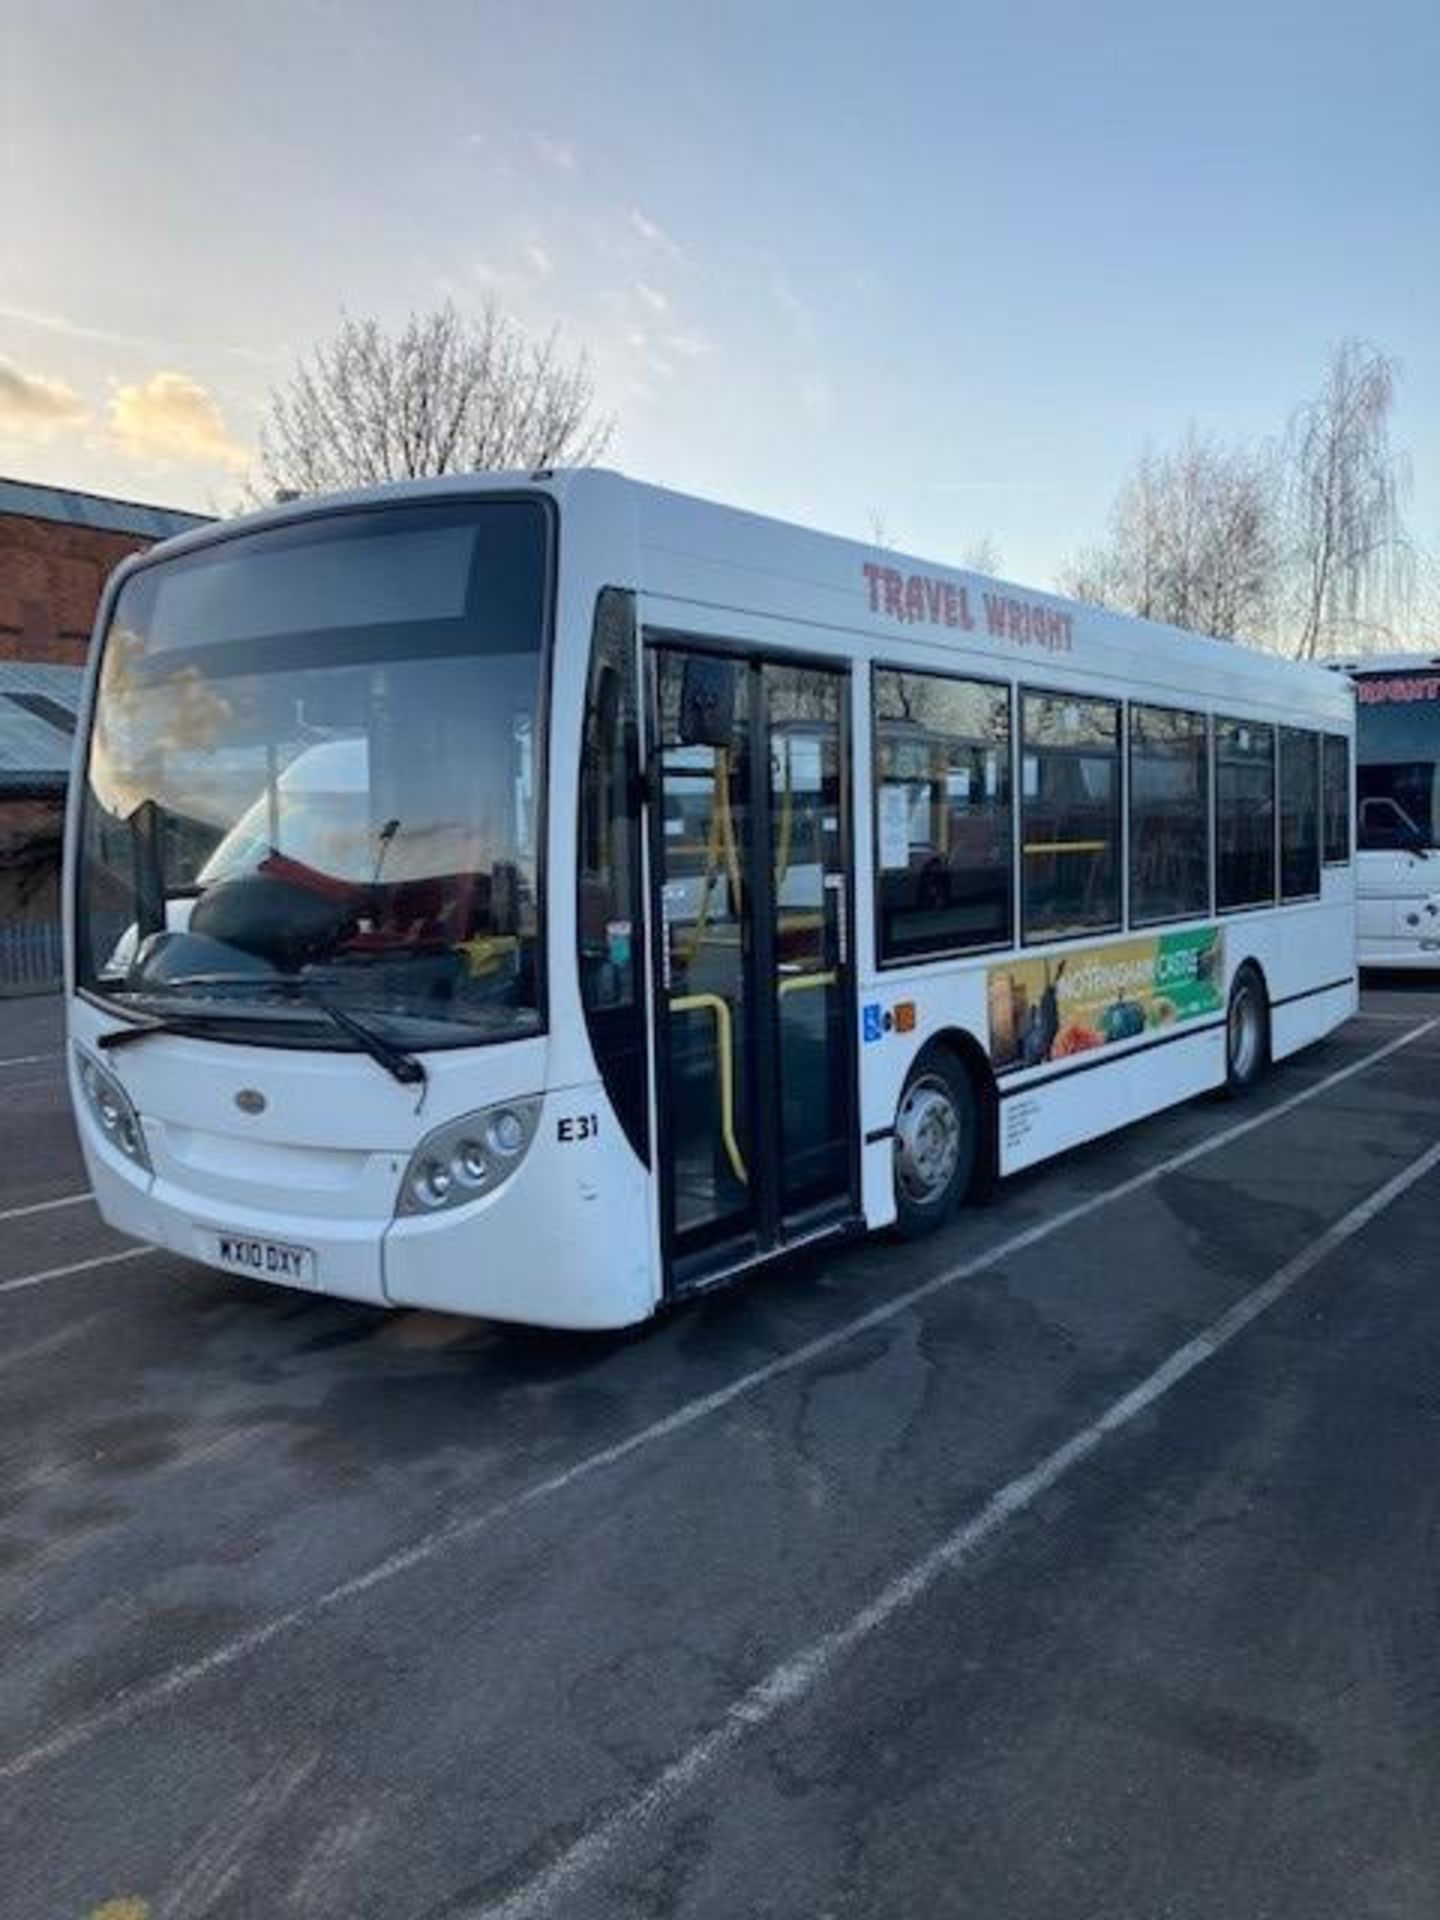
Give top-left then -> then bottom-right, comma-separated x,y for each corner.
862,1003 -> 883,1044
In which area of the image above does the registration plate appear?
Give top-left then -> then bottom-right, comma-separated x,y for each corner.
212,1232 -> 316,1289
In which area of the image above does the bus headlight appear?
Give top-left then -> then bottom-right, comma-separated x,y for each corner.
74,1048 -> 152,1173
396,1097 -> 541,1215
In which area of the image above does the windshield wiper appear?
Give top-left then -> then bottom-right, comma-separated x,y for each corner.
288,982 -> 426,1089
98,1010 -> 232,1053
97,980 -> 426,1090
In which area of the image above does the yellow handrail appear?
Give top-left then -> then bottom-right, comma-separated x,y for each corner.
682,785 -> 727,965
670,971 -> 838,1191
778,969 -> 836,999
1022,840 -> 1108,855
669,992 -> 747,1185
717,747 -> 743,901
680,744 -> 801,966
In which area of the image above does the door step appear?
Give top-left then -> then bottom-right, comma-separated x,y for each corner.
670,1213 -> 865,1300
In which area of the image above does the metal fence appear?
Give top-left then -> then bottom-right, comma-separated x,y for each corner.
0,920 -> 63,991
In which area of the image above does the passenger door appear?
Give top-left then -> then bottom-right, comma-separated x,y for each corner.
647,643 -> 857,1291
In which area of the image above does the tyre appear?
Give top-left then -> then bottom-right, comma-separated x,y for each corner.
892,1046 -> 979,1239
1224,965 -> 1269,1096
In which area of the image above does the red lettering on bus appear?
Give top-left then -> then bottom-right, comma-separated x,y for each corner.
863,567 -> 1059,649
1358,675 -> 1440,704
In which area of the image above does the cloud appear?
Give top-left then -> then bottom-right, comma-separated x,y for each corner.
108,371 -> 249,471
0,302 -> 148,351
524,242 -> 554,277
662,329 -> 716,361
0,301 -> 270,369
628,207 -> 684,262
635,281 -> 669,316
531,132 -> 574,170
0,357 -> 90,438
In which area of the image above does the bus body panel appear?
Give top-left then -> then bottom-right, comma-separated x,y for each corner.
1357,850 -> 1440,965
1270,977 -> 1360,1058
382,1090 -> 655,1328
995,1024 -> 1224,1177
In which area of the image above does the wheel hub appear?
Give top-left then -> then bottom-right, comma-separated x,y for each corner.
895,1076 -> 961,1205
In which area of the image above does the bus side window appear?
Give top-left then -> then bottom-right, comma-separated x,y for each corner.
1359,795 -> 1425,853
579,590 -> 642,1008
871,666 -> 1012,962
1279,728 -> 1321,901
1020,691 -> 1121,941
1129,704 -> 1210,925
1216,718 -> 1276,910
577,588 -> 649,1163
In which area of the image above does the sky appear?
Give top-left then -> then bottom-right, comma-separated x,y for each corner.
1,0 -> 1436,590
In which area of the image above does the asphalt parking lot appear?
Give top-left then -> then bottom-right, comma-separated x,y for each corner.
2,981 -> 1439,1920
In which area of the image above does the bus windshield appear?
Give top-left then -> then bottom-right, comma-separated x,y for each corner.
1355,673 -> 1440,850
75,498 -> 551,1048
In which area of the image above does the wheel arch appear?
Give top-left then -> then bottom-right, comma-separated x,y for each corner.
1230,950 -> 1271,1005
912,1025 -> 1000,1196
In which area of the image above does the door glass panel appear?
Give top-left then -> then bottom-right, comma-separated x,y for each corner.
655,653 -> 755,1251
767,666 -> 850,1221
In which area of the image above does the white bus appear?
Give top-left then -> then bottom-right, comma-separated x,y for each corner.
66,472 -> 1357,1329
1328,654 -> 1440,967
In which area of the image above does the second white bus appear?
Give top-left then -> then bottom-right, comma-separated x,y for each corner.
66,471 -> 1357,1327
1330,654 -> 1440,968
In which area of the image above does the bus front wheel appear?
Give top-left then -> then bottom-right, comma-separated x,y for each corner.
1225,965 -> 1269,1096
892,1047 -> 978,1239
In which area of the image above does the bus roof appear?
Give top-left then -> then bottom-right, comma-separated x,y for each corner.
1327,652 -> 1440,676
113,467 -> 1355,724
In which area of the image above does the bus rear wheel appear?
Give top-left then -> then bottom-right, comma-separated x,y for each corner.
1225,965 -> 1269,1096
893,1047 -> 978,1239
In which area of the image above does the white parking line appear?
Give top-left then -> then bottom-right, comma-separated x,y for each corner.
0,1191 -> 92,1226
0,1052 -> 62,1069
0,1014 -> 1434,1786
0,1246 -> 150,1297
473,1127 -> 1440,1920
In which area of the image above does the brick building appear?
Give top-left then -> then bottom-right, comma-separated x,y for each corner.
0,477 -> 210,986
0,474 -> 209,666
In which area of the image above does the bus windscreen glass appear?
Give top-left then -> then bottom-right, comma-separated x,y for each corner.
1355,672 -> 1440,850
75,499 -> 550,1048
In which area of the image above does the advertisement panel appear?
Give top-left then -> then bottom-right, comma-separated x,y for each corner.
987,928 -> 1224,1074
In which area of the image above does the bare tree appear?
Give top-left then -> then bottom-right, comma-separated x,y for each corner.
257,300 -> 613,497
1408,541 -> 1440,647
1057,431 -> 1278,641
1285,338 -> 1412,658
960,533 -> 1002,575
866,516 -> 1001,576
